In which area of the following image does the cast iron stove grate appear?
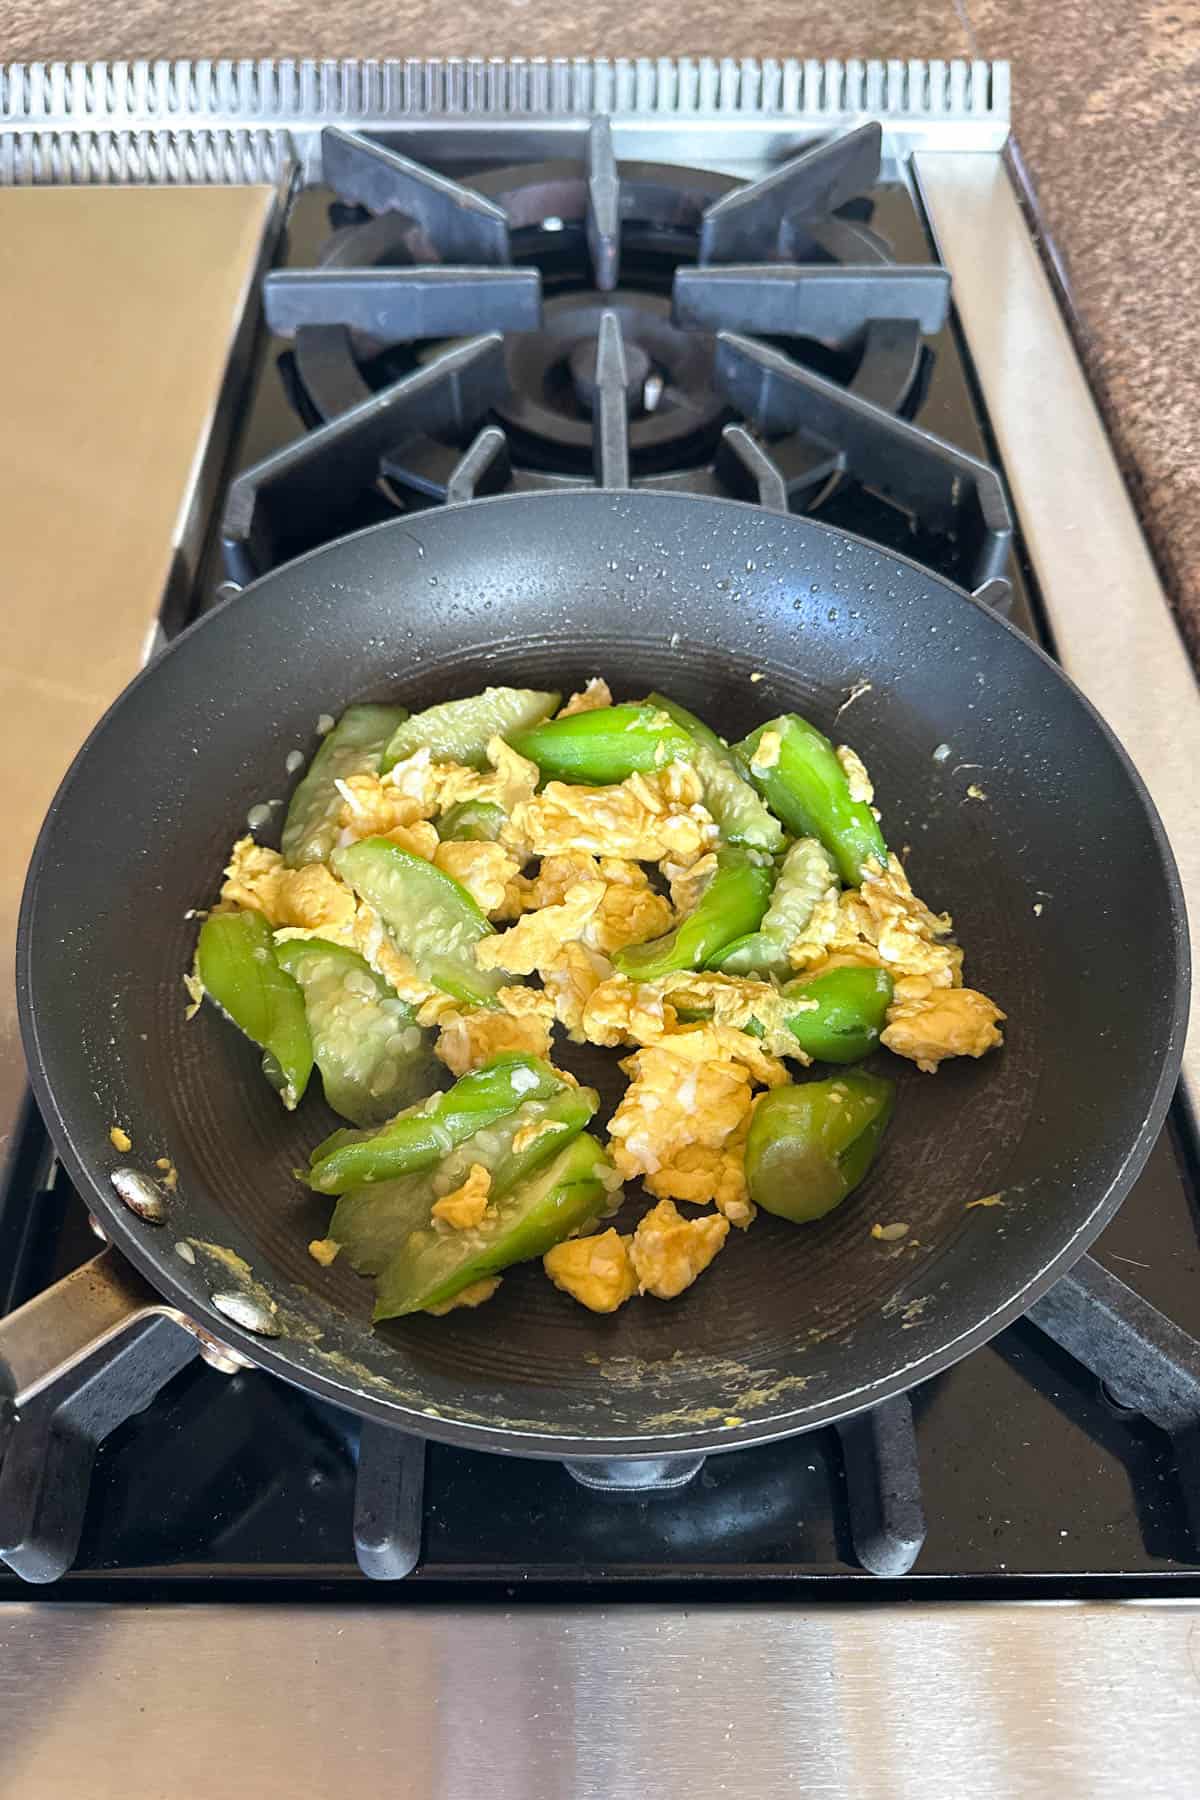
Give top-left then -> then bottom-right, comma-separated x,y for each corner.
222,123 -> 1009,596
2,1145 -> 1199,1588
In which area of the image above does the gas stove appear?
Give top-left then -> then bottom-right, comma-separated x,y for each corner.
1,54 -> 1199,1793
216,119 -> 1007,597
3,68 -> 1199,1593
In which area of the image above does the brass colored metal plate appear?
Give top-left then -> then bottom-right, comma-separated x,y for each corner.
0,183 -> 278,1173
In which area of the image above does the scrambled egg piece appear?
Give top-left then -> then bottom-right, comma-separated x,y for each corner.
335,773 -> 438,850
607,1044 -> 758,1221
780,887 -> 848,973
433,840 -> 523,917
325,737 -> 533,870
497,984 -> 558,1026
847,857 -> 961,982
512,1115 -> 566,1155
713,1108 -> 756,1229
504,853 -> 673,955
437,736 -> 540,820
308,1237 -> 340,1267
425,1275 -> 502,1315
323,750 -> 447,851
541,942 -> 614,1038
748,730 -> 782,773
223,838 -> 357,934
431,1163 -> 492,1229
645,971 -> 798,1053
630,1199 -> 729,1298
475,880 -> 606,976
636,1020 -> 785,1092
386,747 -> 444,814
796,949 -> 879,981
543,1228 -> 638,1312
662,851 -> 717,916
588,862 -> 674,956
109,1126 -> 132,1153
788,854 -> 962,987
580,972 -> 794,1077
515,852 -> 635,911
835,743 -> 874,804
506,851 -> 591,913
435,1004 -> 553,1076
881,983 -> 1006,1073
581,972 -> 676,1049
508,764 -> 716,863
478,851 -> 670,979
382,821 -> 440,859
557,678 -> 613,717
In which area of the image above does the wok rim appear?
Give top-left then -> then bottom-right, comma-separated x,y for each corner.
16,491 -> 1192,1458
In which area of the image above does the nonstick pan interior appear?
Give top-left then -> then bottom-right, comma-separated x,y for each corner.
18,492 -> 1188,1456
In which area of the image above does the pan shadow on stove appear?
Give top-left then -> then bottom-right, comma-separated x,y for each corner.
70,1361 -> 358,1576
430,1433 -> 849,1577
985,1321 -> 1195,1566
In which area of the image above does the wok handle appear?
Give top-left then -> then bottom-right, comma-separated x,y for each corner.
0,1246 -> 171,1412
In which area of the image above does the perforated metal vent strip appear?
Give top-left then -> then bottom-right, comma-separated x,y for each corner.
0,57 -> 1009,185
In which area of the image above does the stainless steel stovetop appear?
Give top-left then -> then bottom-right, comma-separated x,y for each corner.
1,56 -> 1198,1799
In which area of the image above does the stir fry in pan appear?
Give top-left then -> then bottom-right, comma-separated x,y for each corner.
188,681 -> 1005,1323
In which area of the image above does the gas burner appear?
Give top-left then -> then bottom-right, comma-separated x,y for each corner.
266,126 -> 948,500
233,125 -> 1009,588
495,288 -> 723,475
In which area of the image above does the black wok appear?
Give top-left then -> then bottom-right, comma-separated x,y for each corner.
5,491 -> 1189,1460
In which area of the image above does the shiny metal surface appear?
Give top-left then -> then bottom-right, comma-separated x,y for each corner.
916,152 -> 1200,1124
0,127 -> 288,186
0,58 -> 1010,185
0,1602 -> 1198,1797
0,1235 -> 265,1411
0,1247 -> 160,1409
0,183 -> 282,1205
0,93 -> 1192,1800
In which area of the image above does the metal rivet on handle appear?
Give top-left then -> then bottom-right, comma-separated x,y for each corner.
110,1167 -> 168,1224
211,1291 -> 282,1337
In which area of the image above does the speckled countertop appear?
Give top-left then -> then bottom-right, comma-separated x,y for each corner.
6,0 -> 1199,658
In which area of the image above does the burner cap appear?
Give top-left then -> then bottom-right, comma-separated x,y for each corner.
494,290 -> 725,472
569,334 -> 653,417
